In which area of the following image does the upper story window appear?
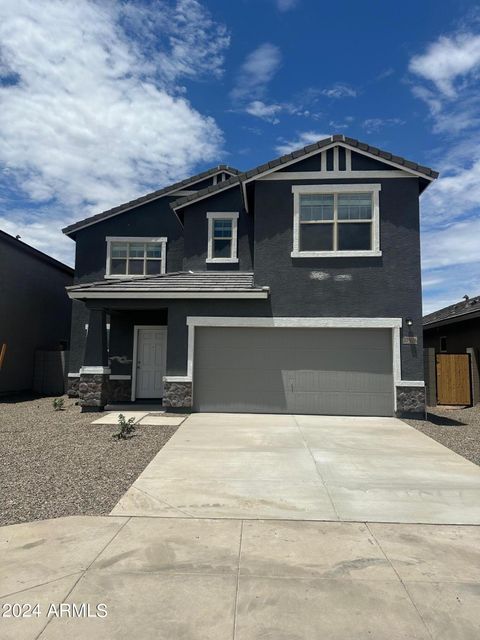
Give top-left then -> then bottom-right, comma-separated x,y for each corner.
206,212 -> 239,263
291,184 -> 381,258
105,237 -> 167,278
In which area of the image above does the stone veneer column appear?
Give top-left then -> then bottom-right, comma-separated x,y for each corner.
395,385 -> 426,419
163,380 -> 192,409
78,309 -> 110,412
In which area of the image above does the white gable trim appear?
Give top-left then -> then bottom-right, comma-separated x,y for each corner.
242,140 -> 435,186
259,170 -> 413,180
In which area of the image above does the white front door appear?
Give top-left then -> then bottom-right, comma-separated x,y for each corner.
135,327 -> 167,399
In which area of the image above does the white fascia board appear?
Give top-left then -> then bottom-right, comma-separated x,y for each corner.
68,290 -> 269,300
186,317 -> 403,328
172,181 -> 240,211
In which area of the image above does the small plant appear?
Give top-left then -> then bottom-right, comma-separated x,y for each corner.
113,413 -> 136,440
53,397 -> 65,411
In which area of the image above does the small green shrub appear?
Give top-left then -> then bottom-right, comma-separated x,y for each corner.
113,413 -> 136,440
53,398 -> 65,411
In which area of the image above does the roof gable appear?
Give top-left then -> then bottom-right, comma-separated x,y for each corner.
170,134 -> 439,211
62,165 -> 239,236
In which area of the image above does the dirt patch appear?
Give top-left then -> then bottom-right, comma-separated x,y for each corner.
0,394 -> 179,526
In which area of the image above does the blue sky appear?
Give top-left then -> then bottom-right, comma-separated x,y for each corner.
0,0 -> 479,313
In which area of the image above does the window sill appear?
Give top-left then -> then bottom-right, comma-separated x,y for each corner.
104,273 -> 165,279
291,250 -> 382,258
206,258 -> 239,264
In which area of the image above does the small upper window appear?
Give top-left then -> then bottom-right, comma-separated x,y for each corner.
292,184 -> 381,258
207,212 -> 239,263
106,237 -> 167,278
440,336 -> 447,353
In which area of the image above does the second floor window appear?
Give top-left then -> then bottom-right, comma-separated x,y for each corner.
207,212 -> 239,263
106,237 -> 167,277
291,184 -> 381,258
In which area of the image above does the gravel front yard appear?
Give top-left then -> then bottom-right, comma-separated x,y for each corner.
405,404 -> 480,466
0,394 -> 180,526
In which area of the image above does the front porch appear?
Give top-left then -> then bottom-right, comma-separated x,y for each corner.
66,271 -> 270,412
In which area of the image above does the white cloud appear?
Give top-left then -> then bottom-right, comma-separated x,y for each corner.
231,43 -> 281,102
362,117 -> 405,134
275,131 -> 330,155
421,217 -> 480,270
0,0 -> 229,261
409,33 -> 480,97
409,28 -> 480,308
245,100 -> 282,123
321,84 -> 357,99
275,0 -> 299,11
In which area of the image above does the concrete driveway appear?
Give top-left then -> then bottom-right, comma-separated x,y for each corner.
2,515 -> 480,639
112,413 -> 480,524
4,413 -> 480,639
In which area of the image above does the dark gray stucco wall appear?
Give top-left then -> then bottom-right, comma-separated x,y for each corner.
73,195 -> 184,283
182,186 -> 253,271
252,176 -> 424,380
85,299 -> 271,379
67,194 -> 184,374
0,237 -> 72,393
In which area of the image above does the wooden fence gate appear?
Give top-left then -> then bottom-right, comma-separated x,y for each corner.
436,354 -> 471,405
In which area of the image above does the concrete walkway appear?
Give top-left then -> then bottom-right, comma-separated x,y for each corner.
112,413 -> 480,524
2,515 -> 480,639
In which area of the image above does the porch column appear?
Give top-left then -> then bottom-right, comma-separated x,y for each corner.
79,308 -> 110,412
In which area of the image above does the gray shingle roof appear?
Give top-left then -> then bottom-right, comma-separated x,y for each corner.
67,271 -> 268,297
171,134 -> 439,211
62,165 -> 239,236
423,294 -> 480,327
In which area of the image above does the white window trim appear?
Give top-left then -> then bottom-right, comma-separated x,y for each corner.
105,236 -> 167,278
291,184 -> 381,258
206,212 -> 239,264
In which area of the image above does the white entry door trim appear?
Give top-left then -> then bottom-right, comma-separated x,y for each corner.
131,325 -> 167,401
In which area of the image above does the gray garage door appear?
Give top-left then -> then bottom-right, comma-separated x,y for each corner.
193,327 -> 394,416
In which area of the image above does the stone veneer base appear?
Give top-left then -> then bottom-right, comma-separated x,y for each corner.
395,385 -> 426,420
163,381 -> 192,408
79,373 -> 110,412
67,377 -> 80,398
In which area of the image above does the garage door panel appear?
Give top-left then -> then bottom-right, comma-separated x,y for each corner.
195,390 -> 289,414
193,327 -> 394,416
195,368 -> 289,394
292,391 -> 393,416
291,369 -> 392,393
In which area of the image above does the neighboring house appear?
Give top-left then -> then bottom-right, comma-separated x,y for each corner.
0,230 -> 73,395
63,135 -> 438,418
423,296 -> 480,406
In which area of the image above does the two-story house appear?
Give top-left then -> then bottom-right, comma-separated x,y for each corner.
63,135 -> 437,418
